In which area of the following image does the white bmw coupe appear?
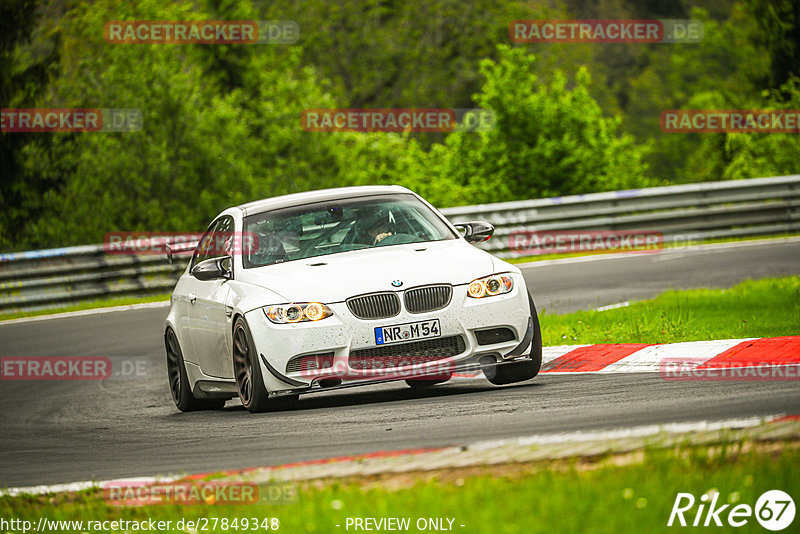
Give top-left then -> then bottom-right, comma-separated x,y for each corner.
165,186 -> 542,412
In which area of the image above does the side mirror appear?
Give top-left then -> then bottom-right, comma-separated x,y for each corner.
191,257 -> 232,281
454,221 -> 494,244
165,240 -> 200,265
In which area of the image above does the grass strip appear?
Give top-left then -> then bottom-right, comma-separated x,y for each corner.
1,442 -> 797,533
0,294 -> 171,322
540,276 -> 800,345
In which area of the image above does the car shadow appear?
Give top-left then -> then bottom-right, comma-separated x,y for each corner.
221,379 -> 543,413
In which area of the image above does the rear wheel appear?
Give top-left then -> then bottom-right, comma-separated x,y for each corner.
484,294 -> 543,386
165,329 -> 225,412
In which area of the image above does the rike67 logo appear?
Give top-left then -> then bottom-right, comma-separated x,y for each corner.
668,490 -> 795,531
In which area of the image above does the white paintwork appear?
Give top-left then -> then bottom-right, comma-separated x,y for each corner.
165,186 -> 532,398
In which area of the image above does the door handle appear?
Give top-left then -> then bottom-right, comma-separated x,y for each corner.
188,294 -> 197,304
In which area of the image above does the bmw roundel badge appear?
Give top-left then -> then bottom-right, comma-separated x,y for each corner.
391,280 -> 403,287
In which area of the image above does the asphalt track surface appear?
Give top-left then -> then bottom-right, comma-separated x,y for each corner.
1,239 -> 799,488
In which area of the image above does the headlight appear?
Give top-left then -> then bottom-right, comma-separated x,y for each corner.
467,274 -> 514,298
264,302 -> 333,323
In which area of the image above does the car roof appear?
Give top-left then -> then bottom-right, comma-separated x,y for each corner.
236,185 -> 414,216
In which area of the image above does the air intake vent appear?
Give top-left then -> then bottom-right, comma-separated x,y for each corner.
404,284 -> 453,313
349,335 -> 466,369
474,327 -> 516,346
346,292 -> 401,320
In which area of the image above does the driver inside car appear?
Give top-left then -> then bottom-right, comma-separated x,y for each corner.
351,207 -> 398,246
366,218 -> 394,245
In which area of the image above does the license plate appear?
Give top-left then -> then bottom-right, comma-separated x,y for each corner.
375,319 -> 441,345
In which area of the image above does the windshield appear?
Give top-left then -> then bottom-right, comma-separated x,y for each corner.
242,193 -> 457,268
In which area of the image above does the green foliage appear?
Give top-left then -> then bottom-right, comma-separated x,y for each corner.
20,0 -> 350,245
0,0 -> 60,250
722,78 -> 800,180
430,46 -> 652,203
257,0 -> 538,109
744,0 -> 800,90
3,0 -> 800,249
625,6 -> 770,183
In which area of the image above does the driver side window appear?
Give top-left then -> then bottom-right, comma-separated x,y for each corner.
190,216 -> 234,270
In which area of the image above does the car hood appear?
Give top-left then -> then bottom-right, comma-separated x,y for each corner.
235,240 -> 496,304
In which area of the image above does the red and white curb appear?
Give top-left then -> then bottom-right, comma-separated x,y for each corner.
454,336 -> 800,378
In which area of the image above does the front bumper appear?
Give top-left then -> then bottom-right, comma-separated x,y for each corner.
245,277 -> 532,395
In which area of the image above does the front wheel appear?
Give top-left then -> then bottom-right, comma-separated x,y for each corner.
484,294 -> 543,386
232,317 -> 273,413
165,329 -> 225,412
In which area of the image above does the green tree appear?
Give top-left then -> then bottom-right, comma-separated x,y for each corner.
722,77 -> 800,180
0,0 -> 59,249
744,0 -> 800,91
426,45 -> 651,204
21,0 -> 349,246
624,6 -> 768,183
257,0 -> 540,109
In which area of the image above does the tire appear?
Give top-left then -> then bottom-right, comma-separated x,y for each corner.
232,317 -> 274,413
405,373 -> 453,388
165,329 -> 226,412
484,294 -> 543,386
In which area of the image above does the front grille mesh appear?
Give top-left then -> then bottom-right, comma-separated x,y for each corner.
349,335 -> 465,369
346,292 -> 401,320
286,352 -> 334,374
404,284 -> 453,313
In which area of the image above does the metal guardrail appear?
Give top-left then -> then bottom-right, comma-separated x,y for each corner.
1,175 -> 799,315
441,174 -> 800,256
0,247 -> 188,314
